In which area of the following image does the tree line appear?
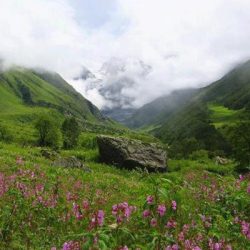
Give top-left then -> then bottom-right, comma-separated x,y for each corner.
35,114 -> 81,150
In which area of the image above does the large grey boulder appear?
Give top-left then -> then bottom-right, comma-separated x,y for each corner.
97,135 -> 167,172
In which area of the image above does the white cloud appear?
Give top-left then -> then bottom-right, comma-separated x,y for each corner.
1,0 -> 250,109
0,0 -> 85,75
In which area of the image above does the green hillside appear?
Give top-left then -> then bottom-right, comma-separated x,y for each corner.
0,68 -> 106,142
0,68 -> 103,119
124,89 -> 197,128
201,60 -> 250,109
208,103 -> 243,128
147,60 -> 250,156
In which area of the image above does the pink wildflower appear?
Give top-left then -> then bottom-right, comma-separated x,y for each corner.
73,202 -> 79,213
97,210 -> 105,226
183,224 -> 190,233
214,243 -> 221,250
172,244 -> 179,250
178,232 -> 185,241
62,241 -> 74,250
112,204 -> 118,215
35,183 -> 44,194
157,204 -> 166,216
72,202 -> 82,220
201,215 -> 206,222
241,221 -> 250,239
165,244 -> 179,250
150,218 -> 157,227
146,195 -> 154,204
119,246 -> 129,250
112,202 -> 136,223
234,216 -> 240,224
117,215 -> 123,224
166,219 -> 177,228
209,239 -> 223,250
124,206 -> 134,218
184,240 -> 191,249
142,209 -> 151,218
0,173 -> 8,197
82,200 -> 89,209
247,184 -> 250,194
66,192 -> 74,201
225,245 -> 232,250
172,200 -> 177,211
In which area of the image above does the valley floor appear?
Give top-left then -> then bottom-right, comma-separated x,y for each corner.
0,142 -> 249,249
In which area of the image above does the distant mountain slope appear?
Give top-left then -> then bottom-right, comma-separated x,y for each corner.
0,67 -> 108,141
200,60 -> 250,109
102,108 -> 136,124
0,68 -> 103,120
153,60 -> 250,154
124,89 -> 197,128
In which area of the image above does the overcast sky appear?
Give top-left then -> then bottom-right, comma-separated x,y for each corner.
1,0 -> 250,108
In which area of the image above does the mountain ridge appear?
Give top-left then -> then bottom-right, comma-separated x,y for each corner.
0,66 -> 110,142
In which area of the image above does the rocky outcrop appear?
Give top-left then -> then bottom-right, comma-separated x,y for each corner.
41,149 -> 59,160
215,156 -> 230,165
52,156 -> 92,172
41,149 -> 91,172
97,135 -> 167,172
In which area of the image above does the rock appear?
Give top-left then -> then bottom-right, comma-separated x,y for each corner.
215,156 -> 230,165
41,149 -> 59,160
97,135 -> 167,172
52,156 -> 92,172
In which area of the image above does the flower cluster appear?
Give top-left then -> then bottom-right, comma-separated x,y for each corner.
89,210 -> 105,229
234,217 -> 250,240
62,241 -> 80,250
241,221 -> 250,240
0,157 -> 249,250
143,196 -> 178,227
112,202 -> 136,223
208,238 -> 233,250
165,244 -> 179,250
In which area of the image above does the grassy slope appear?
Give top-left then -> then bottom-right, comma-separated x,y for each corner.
0,68 -> 108,142
0,67 -> 160,146
0,139 -> 249,249
0,71 -> 52,142
208,103 -> 243,128
153,60 -> 250,151
0,69 -> 102,120
0,66 -> 249,248
124,89 -> 197,128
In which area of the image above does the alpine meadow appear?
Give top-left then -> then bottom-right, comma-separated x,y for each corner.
0,1 -> 250,250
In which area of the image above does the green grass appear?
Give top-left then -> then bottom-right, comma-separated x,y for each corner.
0,140 -> 249,249
137,124 -> 162,134
168,158 -> 235,175
208,103 -> 242,128
0,65 -> 249,248
0,68 -> 109,138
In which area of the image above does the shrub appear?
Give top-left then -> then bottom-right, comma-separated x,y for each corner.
229,122 -> 250,172
169,137 -> 201,159
0,123 -> 12,142
61,117 -> 81,149
189,149 -> 209,161
78,133 -> 97,149
35,114 -> 62,149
